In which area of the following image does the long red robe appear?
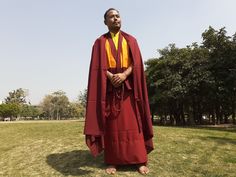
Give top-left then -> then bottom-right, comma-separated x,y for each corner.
84,31 -> 154,163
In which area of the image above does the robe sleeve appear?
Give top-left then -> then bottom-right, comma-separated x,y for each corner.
129,37 -> 154,153
84,38 -> 106,157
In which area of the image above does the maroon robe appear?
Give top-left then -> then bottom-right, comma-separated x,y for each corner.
84,31 -> 154,162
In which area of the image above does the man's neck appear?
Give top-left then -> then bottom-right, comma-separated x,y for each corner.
109,29 -> 120,35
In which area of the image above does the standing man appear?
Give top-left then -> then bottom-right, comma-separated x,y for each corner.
84,8 -> 154,175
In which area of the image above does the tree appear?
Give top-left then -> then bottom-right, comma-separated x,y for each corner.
40,90 -> 70,120
77,89 -> 87,118
20,105 -> 42,119
78,89 -> 87,108
40,94 -> 54,119
51,91 -> 70,120
67,102 -> 84,119
145,26 -> 236,125
202,26 -> 236,124
5,88 -> 27,105
0,103 -> 20,119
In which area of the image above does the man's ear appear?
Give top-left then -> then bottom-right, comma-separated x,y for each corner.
104,20 -> 107,25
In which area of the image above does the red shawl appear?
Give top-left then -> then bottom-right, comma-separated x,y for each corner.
84,31 -> 154,157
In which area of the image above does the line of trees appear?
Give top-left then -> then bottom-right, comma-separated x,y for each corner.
145,26 -> 236,125
0,88 -> 87,120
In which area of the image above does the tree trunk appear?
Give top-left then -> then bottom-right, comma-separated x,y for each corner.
170,114 -> 175,125
232,98 -> 236,124
151,112 -> 154,124
57,109 -> 59,120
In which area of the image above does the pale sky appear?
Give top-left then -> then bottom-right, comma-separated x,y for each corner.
1,0 -> 236,105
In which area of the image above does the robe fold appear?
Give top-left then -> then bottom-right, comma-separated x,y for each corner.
84,31 -> 154,162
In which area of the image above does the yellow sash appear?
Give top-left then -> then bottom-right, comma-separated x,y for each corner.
105,32 -> 131,69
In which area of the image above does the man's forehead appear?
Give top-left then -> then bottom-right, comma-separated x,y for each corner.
107,10 -> 119,16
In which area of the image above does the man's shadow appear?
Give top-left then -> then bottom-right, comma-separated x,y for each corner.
46,150 -> 104,176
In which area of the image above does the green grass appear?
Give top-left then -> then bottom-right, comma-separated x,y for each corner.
0,121 -> 236,177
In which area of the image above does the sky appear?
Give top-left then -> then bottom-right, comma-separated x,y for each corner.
1,0 -> 236,105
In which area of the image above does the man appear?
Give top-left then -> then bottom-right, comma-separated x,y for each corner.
84,8 -> 154,175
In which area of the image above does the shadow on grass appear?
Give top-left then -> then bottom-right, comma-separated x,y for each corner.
46,150 -> 104,176
153,124 -> 236,133
199,136 -> 236,145
195,126 -> 236,133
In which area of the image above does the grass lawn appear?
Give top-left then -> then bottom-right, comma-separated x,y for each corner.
0,120 -> 236,177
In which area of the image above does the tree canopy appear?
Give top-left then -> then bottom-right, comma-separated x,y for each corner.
145,26 -> 236,125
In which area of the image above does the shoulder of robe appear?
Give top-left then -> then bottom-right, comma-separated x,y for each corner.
120,31 -> 137,43
93,33 -> 108,46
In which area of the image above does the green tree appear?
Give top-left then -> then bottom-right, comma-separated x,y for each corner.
78,89 -> 87,108
5,88 -> 27,104
202,26 -> 236,124
20,105 -> 42,119
146,26 -> 236,125
0,103 -> 20,119
67,102 -> 84,119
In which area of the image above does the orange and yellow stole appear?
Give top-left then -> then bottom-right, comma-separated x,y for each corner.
105,32 -> 131,69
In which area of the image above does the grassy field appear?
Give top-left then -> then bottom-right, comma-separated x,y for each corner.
0,120 -> 236,177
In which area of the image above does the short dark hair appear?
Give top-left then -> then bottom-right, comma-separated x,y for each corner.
104,8 -> 119,20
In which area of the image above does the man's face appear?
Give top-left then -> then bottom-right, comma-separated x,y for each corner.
104,10 -> 121,32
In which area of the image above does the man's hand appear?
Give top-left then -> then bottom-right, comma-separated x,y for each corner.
110,73 -> 127,87
107,71 -> 114,81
